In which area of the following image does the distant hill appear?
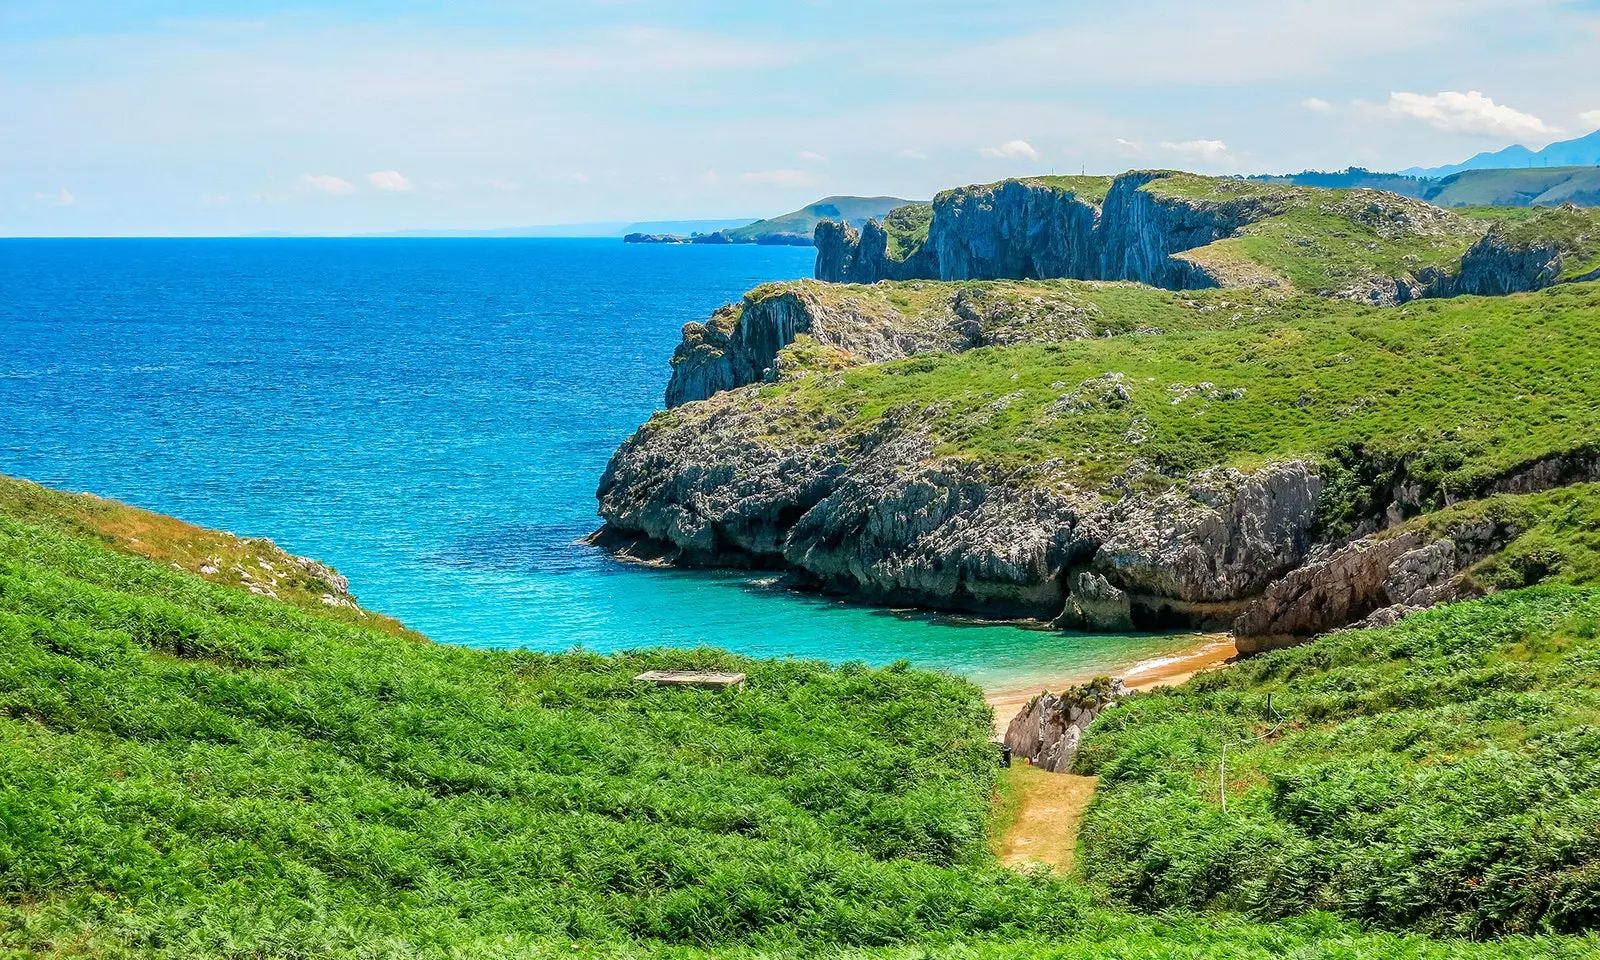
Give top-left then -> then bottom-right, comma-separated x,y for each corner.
1254,165 -> 1600,208
625,196 -> 916,246
1422,166 -> 1600,208
1402,129 -> 1600,179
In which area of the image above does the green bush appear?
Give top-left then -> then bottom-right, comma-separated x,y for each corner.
1077,587 -> 1600,936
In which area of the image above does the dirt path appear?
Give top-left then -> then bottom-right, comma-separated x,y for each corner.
993,764 -> 1098,873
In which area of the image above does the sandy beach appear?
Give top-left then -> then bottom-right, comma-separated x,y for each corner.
985,634 -> 1238,730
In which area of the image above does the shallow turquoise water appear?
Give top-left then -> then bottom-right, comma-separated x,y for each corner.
0,238 -> 1198,689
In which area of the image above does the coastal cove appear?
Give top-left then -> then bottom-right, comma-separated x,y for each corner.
0,237 -> 1200,691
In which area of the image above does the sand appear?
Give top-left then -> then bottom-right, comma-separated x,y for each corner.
985,634 -> 1237,732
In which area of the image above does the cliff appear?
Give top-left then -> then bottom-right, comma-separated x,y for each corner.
815,171 -> 1591,305
603,282 -> 1600,629
664,278 -> 1219,407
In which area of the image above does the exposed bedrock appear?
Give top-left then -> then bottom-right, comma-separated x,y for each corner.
816,170 -> 1286,287
596,394 -> 1323,626
1004,678 -> 1124,773
1423,204 -> 1600,298
664,281 -> 1117,408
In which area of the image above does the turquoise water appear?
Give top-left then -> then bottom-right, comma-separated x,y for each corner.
0,238 -> 1198,690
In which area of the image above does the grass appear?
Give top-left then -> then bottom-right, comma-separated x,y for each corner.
1415,483 -> 1600,592
745,284 -> 1600,510
882,203 -> 933,262
0,496 -> 1076,954
1075,585 -> 1600,937
1139,177 -> 1485,296
2,484 -> 1598,957
0,475 -> 419,640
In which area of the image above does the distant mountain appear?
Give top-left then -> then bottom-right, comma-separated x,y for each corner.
1401,129 -> 1600,179
625,196 -> 917,246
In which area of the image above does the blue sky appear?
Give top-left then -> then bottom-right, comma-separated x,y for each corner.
4,0 -> 1598,236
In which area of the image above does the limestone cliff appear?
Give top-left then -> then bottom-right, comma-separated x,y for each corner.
1425,204 -> 1600,297
664,278 -> 1179,408
816,171 -> 1590,304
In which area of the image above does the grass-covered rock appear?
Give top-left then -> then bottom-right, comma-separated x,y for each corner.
601,283 -> 1600,627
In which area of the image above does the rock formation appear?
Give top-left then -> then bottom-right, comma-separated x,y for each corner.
1003,677 -> 1124,773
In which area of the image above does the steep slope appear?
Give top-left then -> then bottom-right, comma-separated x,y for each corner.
598,284 -> 1600,629
816,171 -> 1488,304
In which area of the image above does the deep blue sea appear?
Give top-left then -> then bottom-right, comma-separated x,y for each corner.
0,238 -> 1198,689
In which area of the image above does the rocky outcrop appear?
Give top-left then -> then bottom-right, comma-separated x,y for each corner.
1424,204 -> 1600,297
816,171 -> 1266,289
1234,448 -> 1600,650
663,281 -> 1155,408
1003,677 -> 1124,773
598,384 -> 1322,626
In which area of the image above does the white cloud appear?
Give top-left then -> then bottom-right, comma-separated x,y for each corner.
980,139 -> 1040,160
1581,109 -> 1600,130
897,148 -> 930,161
30,188 -> 75,207
798,150 -> 828,162
366,170 -> 413,192
1112,138 -> 1235,167
199,193 -> 232,206
485,178 -> 522,192
739,168 -> 818,188
301,173 -> 356,195
1387,90 -> 1557,138
1159,139 -> 1233,163
1301,97 -> 1335,113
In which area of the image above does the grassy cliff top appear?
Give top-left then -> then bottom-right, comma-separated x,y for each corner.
1139,175 -> 1486,295
736,283 -> 1600,500
933,175 -> 1115,207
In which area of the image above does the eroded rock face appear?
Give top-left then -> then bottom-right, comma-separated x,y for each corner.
1090,463 -> 1323,616
1003,678 -> 1124,773
817,172 -> 1261,290
1233,519 -> 1511,652
598,386 -> 1324,625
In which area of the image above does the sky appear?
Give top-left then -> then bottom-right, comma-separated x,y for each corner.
3,0 -> 1598,236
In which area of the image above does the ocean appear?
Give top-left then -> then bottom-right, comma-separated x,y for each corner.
0,238 -> 1199,689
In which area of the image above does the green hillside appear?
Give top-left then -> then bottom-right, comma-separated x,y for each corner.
726,195 -> 916,243
1079,582 -> 1600,935
6,479 -> 1598,957
1424,167 -> 1600,208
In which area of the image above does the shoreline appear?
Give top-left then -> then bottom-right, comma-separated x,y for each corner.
985,634 -> 1238,731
